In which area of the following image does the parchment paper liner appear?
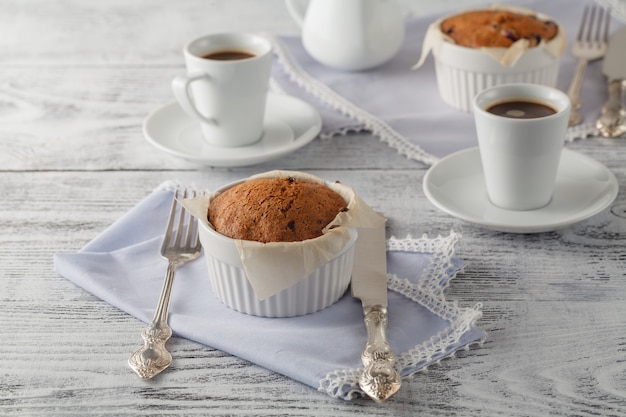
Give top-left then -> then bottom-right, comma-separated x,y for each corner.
183,170 -> 384,301
412,4 -> 567,69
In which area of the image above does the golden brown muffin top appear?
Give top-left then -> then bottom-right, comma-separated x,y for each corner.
440,10 -> 558,48
208,177 -> 347,243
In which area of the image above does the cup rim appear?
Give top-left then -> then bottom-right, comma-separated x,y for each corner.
473,83 -> 571,122
184,32 -> 273,64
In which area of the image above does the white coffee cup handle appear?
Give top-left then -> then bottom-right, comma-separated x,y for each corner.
172,73 -> 218,125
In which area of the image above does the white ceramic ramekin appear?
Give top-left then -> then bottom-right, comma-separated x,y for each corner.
428,10 -> 565,112
198,179 -> 357,318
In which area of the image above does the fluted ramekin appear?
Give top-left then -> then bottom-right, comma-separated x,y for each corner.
418,8 -> 566,112
198,178 -> 357,318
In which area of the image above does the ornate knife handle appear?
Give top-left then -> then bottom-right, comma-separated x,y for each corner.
359,305 -> 401,402
596,79 -> 626,138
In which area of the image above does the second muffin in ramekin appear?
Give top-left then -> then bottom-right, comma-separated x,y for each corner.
413,5 -> 567,112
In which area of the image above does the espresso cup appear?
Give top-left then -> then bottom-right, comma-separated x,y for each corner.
473,83 -> 571,211
172,33 -> 273,147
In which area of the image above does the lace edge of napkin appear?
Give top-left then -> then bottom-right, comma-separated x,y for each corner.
566,122 -> 599,142
271,37 -> 440,167
317,232 -> 485,400
319,126 -> 371,140
312,117 -> 598,145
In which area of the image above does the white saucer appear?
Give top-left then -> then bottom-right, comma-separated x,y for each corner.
423,147 -> 619,233
143,93 -> 322,167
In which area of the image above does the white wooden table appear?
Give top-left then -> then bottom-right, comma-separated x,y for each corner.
1,0 -> 625,415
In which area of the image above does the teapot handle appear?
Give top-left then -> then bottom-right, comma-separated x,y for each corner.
284,0 -> 307,27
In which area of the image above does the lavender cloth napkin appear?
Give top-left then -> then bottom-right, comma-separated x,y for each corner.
54,183 -> 484,400
271,0 -> 625,165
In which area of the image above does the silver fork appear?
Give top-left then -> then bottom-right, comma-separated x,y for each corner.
129,189 -> 202,379
567,5 -> 610,126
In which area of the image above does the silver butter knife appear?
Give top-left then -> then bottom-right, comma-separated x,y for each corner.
597,25 -> 626,138
351,223 -> 401,402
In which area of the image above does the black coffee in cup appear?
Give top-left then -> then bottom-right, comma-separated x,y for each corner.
202,50 -> 255,61
487,100 -> 557,119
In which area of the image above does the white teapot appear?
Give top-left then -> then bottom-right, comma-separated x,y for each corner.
285,0 -> 405,71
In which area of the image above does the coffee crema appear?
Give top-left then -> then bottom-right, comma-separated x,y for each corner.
202,50 -> 255,61
487,100 -> 557,119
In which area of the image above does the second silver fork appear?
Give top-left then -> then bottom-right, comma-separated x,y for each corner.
128,189 -> 202,379
567,5 -> 610,126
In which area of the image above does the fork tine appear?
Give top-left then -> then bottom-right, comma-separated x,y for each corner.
586,5 -> 596,43
602,7 -> 611,44
184,191 -> 197,248
194,223 -> 202,250
594,7 -> 603,44
191,192 -> 203,250
577,6 -> 589,42
161,189 -> 179,253
173,189 -> 187,248
188,217 -> 201,251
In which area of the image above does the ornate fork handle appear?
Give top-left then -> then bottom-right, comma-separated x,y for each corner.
128,262 -> 176,379
359,305 -> 401,402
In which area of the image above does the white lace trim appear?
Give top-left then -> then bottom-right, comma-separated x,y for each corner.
318,232 -> 484,400
566,122 -> 599,142
271,37 -> 440,167
319,125 -> 370,140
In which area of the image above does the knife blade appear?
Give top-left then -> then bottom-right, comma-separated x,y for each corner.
597,25 -> 626,138
351,222 -> 401,402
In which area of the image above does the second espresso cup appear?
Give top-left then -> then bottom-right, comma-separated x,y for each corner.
172,33 -> 273,147
473,83 -> 571,211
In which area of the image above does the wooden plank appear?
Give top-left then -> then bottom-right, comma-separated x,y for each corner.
1,0 -> 625,414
